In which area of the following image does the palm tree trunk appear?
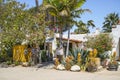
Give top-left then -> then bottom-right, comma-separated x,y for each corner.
66,27 -> 70,57
35,0 -> 39,12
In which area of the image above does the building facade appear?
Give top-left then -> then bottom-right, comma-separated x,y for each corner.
111,24 -> 120,59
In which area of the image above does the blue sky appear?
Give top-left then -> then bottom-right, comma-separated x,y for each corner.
17,0 -> 120,33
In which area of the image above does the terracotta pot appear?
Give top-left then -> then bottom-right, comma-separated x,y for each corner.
90,58 -> 101,68
94,58 -> 101,67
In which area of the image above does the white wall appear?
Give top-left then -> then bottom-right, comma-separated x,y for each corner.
111,25 -> 120,59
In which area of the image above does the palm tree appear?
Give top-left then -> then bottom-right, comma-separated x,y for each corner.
43,0 -> 93,56
75,20 -> 95,34
102,13 -> 119,32
75,21 -> 87,34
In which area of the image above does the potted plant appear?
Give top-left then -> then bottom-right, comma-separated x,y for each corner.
86,49 -> 98,72
107,51 -> 118,71
87,63 -> 97,72
99,51 -> 111,68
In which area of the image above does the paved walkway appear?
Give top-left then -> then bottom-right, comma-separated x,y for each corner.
0,66 -> 120,80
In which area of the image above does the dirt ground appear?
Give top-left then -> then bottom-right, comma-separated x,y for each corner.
0,66 -> 120,80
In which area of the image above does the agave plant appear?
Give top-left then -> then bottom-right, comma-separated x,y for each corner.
68,48 -> 90,65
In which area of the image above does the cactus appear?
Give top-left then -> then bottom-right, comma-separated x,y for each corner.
93,49 -> 98,57
68,55 -> 74,60
65,57 -> 72,70
89,50 -> 93,58
54,58 -> 60,67
77,53 -> 81,63
86,49 -> 100,72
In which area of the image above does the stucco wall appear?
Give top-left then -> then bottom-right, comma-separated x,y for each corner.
111,25 -> 120,59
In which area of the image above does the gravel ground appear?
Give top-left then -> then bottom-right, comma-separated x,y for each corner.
0,66 -> 120,80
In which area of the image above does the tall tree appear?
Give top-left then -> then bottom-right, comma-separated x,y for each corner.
63,1 -> 90,56
102,13 -> 119,32
0,0 -> 45,61
43,0 -> 92,56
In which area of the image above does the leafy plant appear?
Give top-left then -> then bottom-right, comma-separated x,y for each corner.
110,51 -> 117,63
0,0 -> 46,63
86,33 -> 113,56
6,60 -> 12,65
107,51 -> 118,71
0,48 -> 12,63
66,48 -> 90,71
86,49 -> 101,72
69,48 -> 90,64
14,61 -> 20,66
98,51 -> 110,60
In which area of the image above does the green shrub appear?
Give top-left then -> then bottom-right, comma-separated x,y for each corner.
41,50 -> 47,62
0,51 -> 12,63
6,60 -> 12,65
0,42 -> 13,63
86,33 -> 113,55
14,61 -> 20,66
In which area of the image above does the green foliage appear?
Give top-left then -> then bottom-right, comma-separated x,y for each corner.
74,26 -> 89,34
0,0 -> 46,63
6,60 -> 12,65
0,47 -> 12,63
44,0 -> 87,47
98,51 -> 110,60
1,1 -> 26,45
0,52 -> 9,62
41,50 -> 47,62
44,0 -> 87,27
14,61 -> 20,66
86,33 -> 113,55
75,20 -> 95,34
62,48 -> 90,71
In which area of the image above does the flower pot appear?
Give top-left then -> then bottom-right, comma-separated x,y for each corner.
86,65 -> 97,72
108,63 -> 118,71
94,58 -> 101,67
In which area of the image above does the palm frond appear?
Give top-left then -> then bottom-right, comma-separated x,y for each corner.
87,20 -> 95,28
71,9 -> 91,18
73,0 -> 86,10
102,12 -> 119,32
